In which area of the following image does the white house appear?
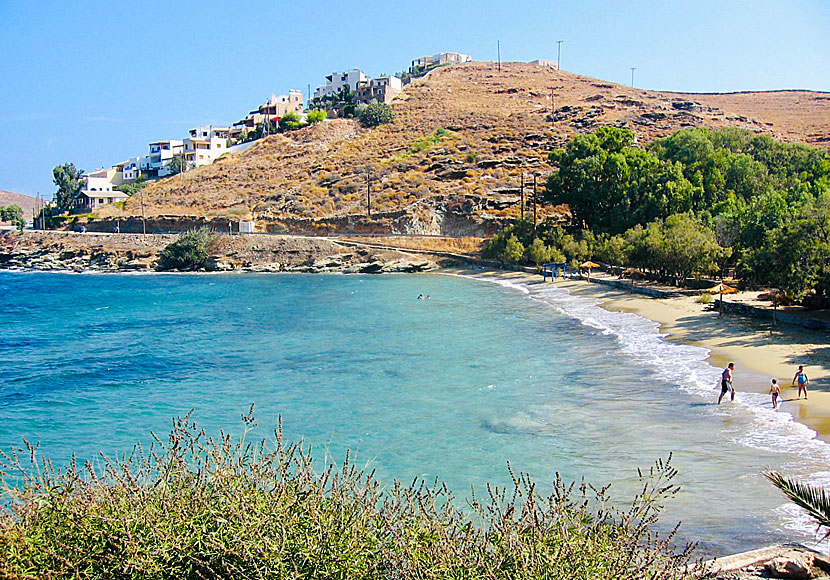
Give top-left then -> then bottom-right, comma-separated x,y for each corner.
74,167 -> 129,211
313,68 -> 368,100
189,125 -> 231,140
409,52 -> 471,73
115,157 -> 142,183
183,135 -> 228,167
147,139 -> 184,176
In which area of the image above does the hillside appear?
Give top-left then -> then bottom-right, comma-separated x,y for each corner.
0,190 -> 39,222
96,62 -> 830,236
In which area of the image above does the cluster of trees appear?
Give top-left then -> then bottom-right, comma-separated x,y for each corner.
490,126 -> 830,305
485,214 -> 727,285
0,205 -> 24,229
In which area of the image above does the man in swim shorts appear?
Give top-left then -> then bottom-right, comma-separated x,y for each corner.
718,362 -> 735,404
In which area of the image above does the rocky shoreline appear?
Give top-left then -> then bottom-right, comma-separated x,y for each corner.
0,231 -> 438,274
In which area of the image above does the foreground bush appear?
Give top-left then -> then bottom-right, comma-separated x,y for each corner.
359,102 -> 396,127
156,228 -> 221,271
0,410 -> 701,579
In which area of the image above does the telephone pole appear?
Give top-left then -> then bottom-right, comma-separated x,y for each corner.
497,40 -> 501,72
556,40 -> 563,70
520,173 -> 525,220
532,173 -> 538,228
630,67 -> 637,88
366,169 -> 372,217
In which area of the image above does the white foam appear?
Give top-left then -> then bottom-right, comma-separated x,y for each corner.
463,273 -> 830,538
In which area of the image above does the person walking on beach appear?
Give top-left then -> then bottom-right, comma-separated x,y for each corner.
793,365 -> 809,399
718,363 -> 735,404
770,379 -> 781,410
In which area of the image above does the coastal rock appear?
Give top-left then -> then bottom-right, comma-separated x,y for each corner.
764,556 -> 813,579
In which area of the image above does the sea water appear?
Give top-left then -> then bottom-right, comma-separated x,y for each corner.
1,270 -> 828,556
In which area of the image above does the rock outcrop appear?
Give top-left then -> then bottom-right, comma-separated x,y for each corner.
0,231 -> 438,274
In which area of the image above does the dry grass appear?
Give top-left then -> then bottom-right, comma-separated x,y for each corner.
102,62 -> 830,233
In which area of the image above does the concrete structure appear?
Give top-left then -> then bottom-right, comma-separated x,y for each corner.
115,157 -> 142,183
183,135 -> 228,167
239,220 -> 255,234
146,140 -> 184,176
313,69 -> 368,101
409,52 -> 471,74
235,91 -> 304,128
355,75 -> 403,104
189,125 -> 231,139
76,189 -> 129,211
530,59 -> 558,68
74,167 -> 129,211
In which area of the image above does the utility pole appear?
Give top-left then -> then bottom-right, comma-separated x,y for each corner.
532,173 -> 538,228
367,169 -> 372,216
497,40 -> 501,72
556,40 -> 563,70
520,173 -> 525,221
140,186 -> 147,237
630,67 -> 636,88
551,90 -> 555,116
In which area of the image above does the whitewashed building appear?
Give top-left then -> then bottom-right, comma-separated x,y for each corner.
313,68 -> 368,100
409,52 -> 471,74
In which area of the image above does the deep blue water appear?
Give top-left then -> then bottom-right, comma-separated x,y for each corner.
1,271 -> 829,556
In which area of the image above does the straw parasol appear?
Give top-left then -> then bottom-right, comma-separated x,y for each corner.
706,283 -> 738,295
581,261 -> 600,269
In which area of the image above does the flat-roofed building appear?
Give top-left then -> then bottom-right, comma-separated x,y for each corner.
355,75 -> 403,104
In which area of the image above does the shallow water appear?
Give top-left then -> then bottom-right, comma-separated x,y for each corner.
1,271 -> 828,556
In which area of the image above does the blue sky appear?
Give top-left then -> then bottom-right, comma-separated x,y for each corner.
1,0 -> 828,200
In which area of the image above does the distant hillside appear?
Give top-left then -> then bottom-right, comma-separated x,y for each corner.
0,190 -> 39,221
97,62 -> 830,236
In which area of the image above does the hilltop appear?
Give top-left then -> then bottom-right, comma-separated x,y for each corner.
0,190 -> 39,221
95,62 -> 830,236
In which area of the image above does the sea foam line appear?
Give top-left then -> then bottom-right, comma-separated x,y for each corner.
459,273 -> 830,537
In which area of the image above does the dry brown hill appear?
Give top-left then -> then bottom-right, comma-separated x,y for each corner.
97,62 -> 830,236
0,190 -> 39,222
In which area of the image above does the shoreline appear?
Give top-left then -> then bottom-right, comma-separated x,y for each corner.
456,268 -> 830,444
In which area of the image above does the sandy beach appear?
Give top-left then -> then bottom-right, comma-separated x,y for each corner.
459,269 -> 830,443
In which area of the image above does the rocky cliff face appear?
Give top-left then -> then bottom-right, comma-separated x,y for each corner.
0,231 -> 438,274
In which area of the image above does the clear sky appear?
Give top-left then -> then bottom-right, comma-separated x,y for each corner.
1,0 -> 828,200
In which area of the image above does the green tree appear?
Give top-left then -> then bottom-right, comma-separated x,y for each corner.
278,112 -> 306,131
306,110 -> 327,123
116,177 -> 147,197
359,102 -> 396,127
166,156 -> 193,176
52,163 -> 85,210
524,238 -> 553,265
156,229 -> 222,271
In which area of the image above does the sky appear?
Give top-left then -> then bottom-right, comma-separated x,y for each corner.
0,0 -> 828,201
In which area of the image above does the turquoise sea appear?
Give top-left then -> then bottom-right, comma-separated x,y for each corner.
1,271 -> 829,556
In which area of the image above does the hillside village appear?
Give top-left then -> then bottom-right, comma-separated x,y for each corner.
74,51 -> 473,213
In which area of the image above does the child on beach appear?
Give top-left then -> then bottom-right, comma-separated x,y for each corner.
770,379 -> 780,410
793,365 -> 809,399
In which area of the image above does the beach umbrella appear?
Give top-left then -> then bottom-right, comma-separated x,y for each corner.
581,260 -> 600,269
759,289 -> 786,329
707,283 -> 738,294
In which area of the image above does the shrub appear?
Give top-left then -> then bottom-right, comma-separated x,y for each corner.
306,109 -> 327,123
278,112 -> 306,131
0,411 -> 700,579
156,229 -> 221,271
359,102 -> 395,127
696,293 -> 714,304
